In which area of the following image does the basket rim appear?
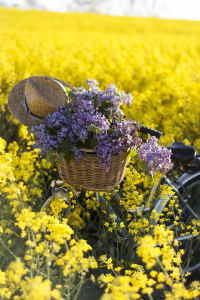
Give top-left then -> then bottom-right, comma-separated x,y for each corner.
79,148 -> 96,153
79,148 -> 131,154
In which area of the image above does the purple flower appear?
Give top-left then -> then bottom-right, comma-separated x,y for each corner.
86,79 -> 99,91
138,137 -> 173,174
31,124 -> 59,153
122,93 -> 132,106
107,84 -> 117,93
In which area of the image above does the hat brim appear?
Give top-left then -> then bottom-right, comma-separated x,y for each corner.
8,76 -> 70,126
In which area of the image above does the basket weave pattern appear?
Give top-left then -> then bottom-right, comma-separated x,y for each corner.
58,151 -> 129,191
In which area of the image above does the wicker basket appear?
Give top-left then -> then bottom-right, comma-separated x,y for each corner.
57,150 -> 129,191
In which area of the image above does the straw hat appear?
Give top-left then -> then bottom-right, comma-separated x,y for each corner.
8,76 -> 70,126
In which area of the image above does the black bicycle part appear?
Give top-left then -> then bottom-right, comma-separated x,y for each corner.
175,171 -> 200,220
169,142 -> 196,165
139,125 -> 163,139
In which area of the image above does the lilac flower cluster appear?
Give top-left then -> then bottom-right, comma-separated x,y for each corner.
32,79 -> 172,173
31,80 -> 137,168
95,120 -> 141,168
138,136 -> 173,174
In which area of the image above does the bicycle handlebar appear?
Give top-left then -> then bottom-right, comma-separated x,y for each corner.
139,125 -> 163,139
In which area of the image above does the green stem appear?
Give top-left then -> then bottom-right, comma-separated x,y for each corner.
28,231 -> 34,278
73,274 -> 85,300
40,195 -> 52,211
0,238 -> 17,259
46,256 -> 50,280
156,257 -> 172,286
148,294 -> 154,300
146,175 -> 162,208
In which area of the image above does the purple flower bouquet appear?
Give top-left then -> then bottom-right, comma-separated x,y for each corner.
32,80 -> 172,191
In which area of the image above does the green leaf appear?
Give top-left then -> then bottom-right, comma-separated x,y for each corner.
87,124 -> 101,134
64,86 -> 71,96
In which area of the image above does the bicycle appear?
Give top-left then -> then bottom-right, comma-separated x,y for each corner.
46,125 -> 200,278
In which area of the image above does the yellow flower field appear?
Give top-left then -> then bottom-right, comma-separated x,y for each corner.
0,7 -> 200,299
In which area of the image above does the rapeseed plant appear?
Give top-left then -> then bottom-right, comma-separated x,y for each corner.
0,7 -> 200,300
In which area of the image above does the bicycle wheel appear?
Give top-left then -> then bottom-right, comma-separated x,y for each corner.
175,173 -> 200,279
176,172 -> 200,220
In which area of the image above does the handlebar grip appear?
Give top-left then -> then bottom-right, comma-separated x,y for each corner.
139,125 -> 163,139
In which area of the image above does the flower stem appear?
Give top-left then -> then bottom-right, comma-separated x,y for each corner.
0,238 -> 17,259
148,294 -> 154,300
146,174 -> 162,208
